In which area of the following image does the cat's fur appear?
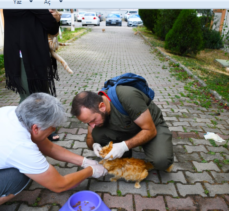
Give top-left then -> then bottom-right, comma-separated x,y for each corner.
48,34 -> 73,74
99,141 -> 154,188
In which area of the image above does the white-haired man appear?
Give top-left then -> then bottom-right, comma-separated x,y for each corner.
0,93 -> 107,205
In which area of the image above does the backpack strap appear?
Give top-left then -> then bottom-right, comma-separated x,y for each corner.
107,85 -> 128,116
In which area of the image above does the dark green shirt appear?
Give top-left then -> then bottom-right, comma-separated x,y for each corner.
104,86 -> 164,134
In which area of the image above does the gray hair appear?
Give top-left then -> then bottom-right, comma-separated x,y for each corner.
15,93 -> 67,131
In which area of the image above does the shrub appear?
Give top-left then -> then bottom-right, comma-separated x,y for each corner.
165,9 -> 203,56
154,9 -> 182,40
202,28 -> 223,49
138,9 -> 159,33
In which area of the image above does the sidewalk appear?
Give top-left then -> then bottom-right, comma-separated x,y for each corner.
0,27 -> 229,211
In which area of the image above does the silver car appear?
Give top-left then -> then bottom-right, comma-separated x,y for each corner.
60,13 -> 72,26
127,14 -> 143,27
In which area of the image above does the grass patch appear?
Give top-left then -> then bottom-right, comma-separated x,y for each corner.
58,27 -> 86,43
136,26 -> 229,106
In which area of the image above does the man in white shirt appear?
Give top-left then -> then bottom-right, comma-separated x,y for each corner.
0,93 -> 107,205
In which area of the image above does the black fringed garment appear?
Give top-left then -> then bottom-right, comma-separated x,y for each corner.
3,9 -> 60,96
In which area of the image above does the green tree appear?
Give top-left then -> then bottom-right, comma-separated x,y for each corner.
138,9 -> 159,33
154,9 -> 182,40
165,9 -> 203,56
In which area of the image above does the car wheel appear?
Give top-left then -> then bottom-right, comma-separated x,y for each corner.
98,22 -> 100,26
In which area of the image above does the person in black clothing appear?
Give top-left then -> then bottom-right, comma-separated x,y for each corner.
3,9 -> 61,141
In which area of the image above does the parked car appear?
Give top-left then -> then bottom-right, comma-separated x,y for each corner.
110,11 -> 123,18
106,13 -> 122,26
96,12 -> 104,22
82,12 -> 100,26
60,13 -> 72,26
127,14 -> 143,27
124,10 -> 138,21
76,12 -> 86,22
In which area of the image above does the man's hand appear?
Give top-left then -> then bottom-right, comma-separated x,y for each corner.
81,157 -> 98,168
49,9 -> 61,22
92,143 -> 102,157
90,164 -> 107,178
104,141 -> 129,160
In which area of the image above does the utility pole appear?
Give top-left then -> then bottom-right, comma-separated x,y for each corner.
70,9 -> 75,31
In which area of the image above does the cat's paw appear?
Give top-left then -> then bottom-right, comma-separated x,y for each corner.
134,182 -> 141,189
110,177 -> 117,182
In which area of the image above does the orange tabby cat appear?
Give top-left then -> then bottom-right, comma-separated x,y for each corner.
48,34 -> 73,74
99,141 -> 154,188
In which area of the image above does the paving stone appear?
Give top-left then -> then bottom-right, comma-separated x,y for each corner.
177,183 -> 206,197
172,138 -> 192,145
103,194 -> 133,211
49,206 -> 60,211
176,152 -> 202,162
164,117 -> 178,121
178,118 -> 195,122
46,157 -> 66,167
0,204 -> 18,211
56,133 -> 65,141
70,121 -> 88,129
185,145 -> 207,153
54,166 -> 78,175
166,196 -> 197,210
18,204 -> 51,211
9,189 -> 41,205
206,146 -> 229,154
202,127 -> 222,133
169,126 -> 184,132
38,190 -> 71,207
204,183 -> 229,196
89,180 -> 117,195
221,129 -> 229,135
211,172 -> 229,183
65,134 -> 86,141
185,172 -> 214,184
192,161 -> 221,172
221,164 -> 229,172
200,152 -> 224,161
71,179 -> 89,191
172,121 -> 190,126
134,195 -> 166,211
195,118 -> 211,123
56,140 -> 73,148
146,170 -> 160,183
160,171 -> 186,183
119,181 -> 147,196
171,162 -> 195,172
173,145 -> 187,154
82,149 -> 96,157
58,127 -> 77,134
195,196 -> 229,211
77,128 -> 88,134
148,182 -> 178,197
73,140 -> 87,149
191,138 -> 212,146
177,132 -> 199,138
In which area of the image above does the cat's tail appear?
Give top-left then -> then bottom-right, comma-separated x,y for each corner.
145,162 -> 154,171
59,43 -> 71,46
50,50 -> 74,74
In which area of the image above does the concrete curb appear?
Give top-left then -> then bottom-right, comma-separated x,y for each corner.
138,31 -> 229,107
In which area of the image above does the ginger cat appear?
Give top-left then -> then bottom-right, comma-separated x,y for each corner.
99,141 -> 154,188
48,34 -> 73,74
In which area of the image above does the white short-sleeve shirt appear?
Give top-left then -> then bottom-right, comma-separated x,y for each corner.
0,106 -> 49,174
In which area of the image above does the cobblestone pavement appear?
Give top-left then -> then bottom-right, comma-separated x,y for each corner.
0,27 -> 229,211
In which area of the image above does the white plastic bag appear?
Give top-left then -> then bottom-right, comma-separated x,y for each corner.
204,132 -> 225,143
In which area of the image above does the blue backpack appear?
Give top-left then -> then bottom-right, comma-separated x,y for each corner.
100,73 -> 155,115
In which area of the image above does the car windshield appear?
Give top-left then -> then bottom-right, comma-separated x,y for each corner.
61,14 -> 71,18
129,14 -> 140,19
107,14 -> 120,18
85,13 -> 95,16
129,11 -> 137,14
79,12 -> 85,14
